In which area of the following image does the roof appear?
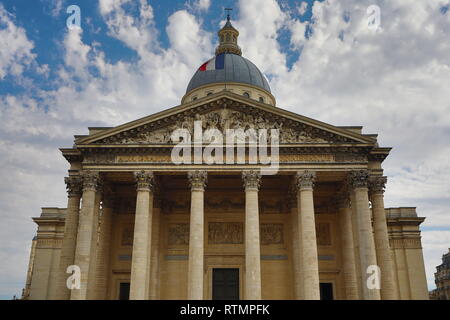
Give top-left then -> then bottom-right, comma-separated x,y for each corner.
186,53 -> 271,94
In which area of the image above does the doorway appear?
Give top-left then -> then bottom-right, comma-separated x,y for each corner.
212,268 -> 239,300
319,282 -> 334,300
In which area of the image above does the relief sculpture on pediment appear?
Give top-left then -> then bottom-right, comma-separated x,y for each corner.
96,104 -> 350,145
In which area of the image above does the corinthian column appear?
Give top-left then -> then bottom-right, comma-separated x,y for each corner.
348,170 -> 380,300
295,171 -> 320,300
55,175 -> 82,300
336,191 -> 359,300
187,170 -> 207,300
369,176 -> 398,300
130,171 -> 154,300
71,171 -> 101,300
242,170 -> 262,300
290,184 -> 303,300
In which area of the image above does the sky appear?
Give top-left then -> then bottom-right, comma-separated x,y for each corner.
0,0 -> 449,300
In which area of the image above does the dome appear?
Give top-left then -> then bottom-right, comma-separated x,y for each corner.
186,53 -> 271,94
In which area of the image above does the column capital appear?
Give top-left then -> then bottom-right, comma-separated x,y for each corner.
81,171 -> 102,192
188,170 -> 207,191
134,171 -> 155,192
295,170 -> 316,190
347,170 -> 370,190
368,176 -> 387,195
242,170 -> 261,191
335,190 -> 351,209
65,175 -> 83,197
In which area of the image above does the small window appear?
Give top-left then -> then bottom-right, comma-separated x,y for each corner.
207,92 -> 213,96
243,92 -> 250,98
259,97 -> 265,103
192,96 -> 198,101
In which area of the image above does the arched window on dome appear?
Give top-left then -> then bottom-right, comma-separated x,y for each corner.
192,96 -> 198,101
243,92 -> 250,98
259,97 -> 265,103
207,92 -> 213,96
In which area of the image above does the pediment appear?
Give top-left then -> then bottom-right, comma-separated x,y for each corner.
75,92 -> 376,146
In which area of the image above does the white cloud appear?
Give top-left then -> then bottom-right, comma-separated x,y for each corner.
194,0 -> 211,12
0,4 -> 37,80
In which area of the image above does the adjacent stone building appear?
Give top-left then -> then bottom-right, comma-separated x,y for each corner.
430,249 -> 450,300
23,17 -> 429,300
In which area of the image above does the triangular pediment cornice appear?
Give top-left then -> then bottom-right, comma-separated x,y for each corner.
75,91 -> 377,146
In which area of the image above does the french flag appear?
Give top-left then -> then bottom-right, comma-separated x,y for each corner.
198,53 -> 225,71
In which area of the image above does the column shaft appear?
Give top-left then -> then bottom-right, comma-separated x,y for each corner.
130,171 -> 154,300
91,191 -> 113,300
290,192 -> 303,299
187,171 -> 207,300
149,207 -> 161,300
349,170 -> 380,300
70,172 -> 101,300
242,170 -> 262,300
296,171 -> 320,300
55,176 -> 82,300
337,193 -> 359,300
370,176 -> 398,300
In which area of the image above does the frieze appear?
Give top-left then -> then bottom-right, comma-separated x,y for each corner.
208,222 -> 243,244
260,224 -> 284,245
168,223 -> 190,245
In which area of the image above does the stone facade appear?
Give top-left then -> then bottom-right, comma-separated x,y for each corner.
22,17 -> 430,301
21,100 -> 430,300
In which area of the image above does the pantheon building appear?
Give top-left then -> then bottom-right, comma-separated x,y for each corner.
23,17 -> 429,300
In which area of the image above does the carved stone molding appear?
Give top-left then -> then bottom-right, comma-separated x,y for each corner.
64,175 -> 83,197
347,170 -> 370,189
94,99 -> 358,145
295,170 -> 316,190
242,170 -> 261,191
81,171 -> 101,192
134,171 -> 155,192
168,223 -> 189,245
369,176 -> 387,195
260,224 -> 284,245
188,170 -> 207,191
208,222 -> 243,244
389,237 -> 422,249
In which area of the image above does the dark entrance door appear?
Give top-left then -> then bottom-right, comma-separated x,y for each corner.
212,268 -> 239,300
119,282 -> 130,300
319,283 -> 334,300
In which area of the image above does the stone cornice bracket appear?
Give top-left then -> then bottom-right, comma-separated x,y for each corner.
242,170 -> 262,191
81,171 -> 101,192
295,170 -> 316,190
368,176 -> 387,195
65,175 -> 83,197
188,170 -> 208,191
134,171 -> 155,192
347,170 -> 370,190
